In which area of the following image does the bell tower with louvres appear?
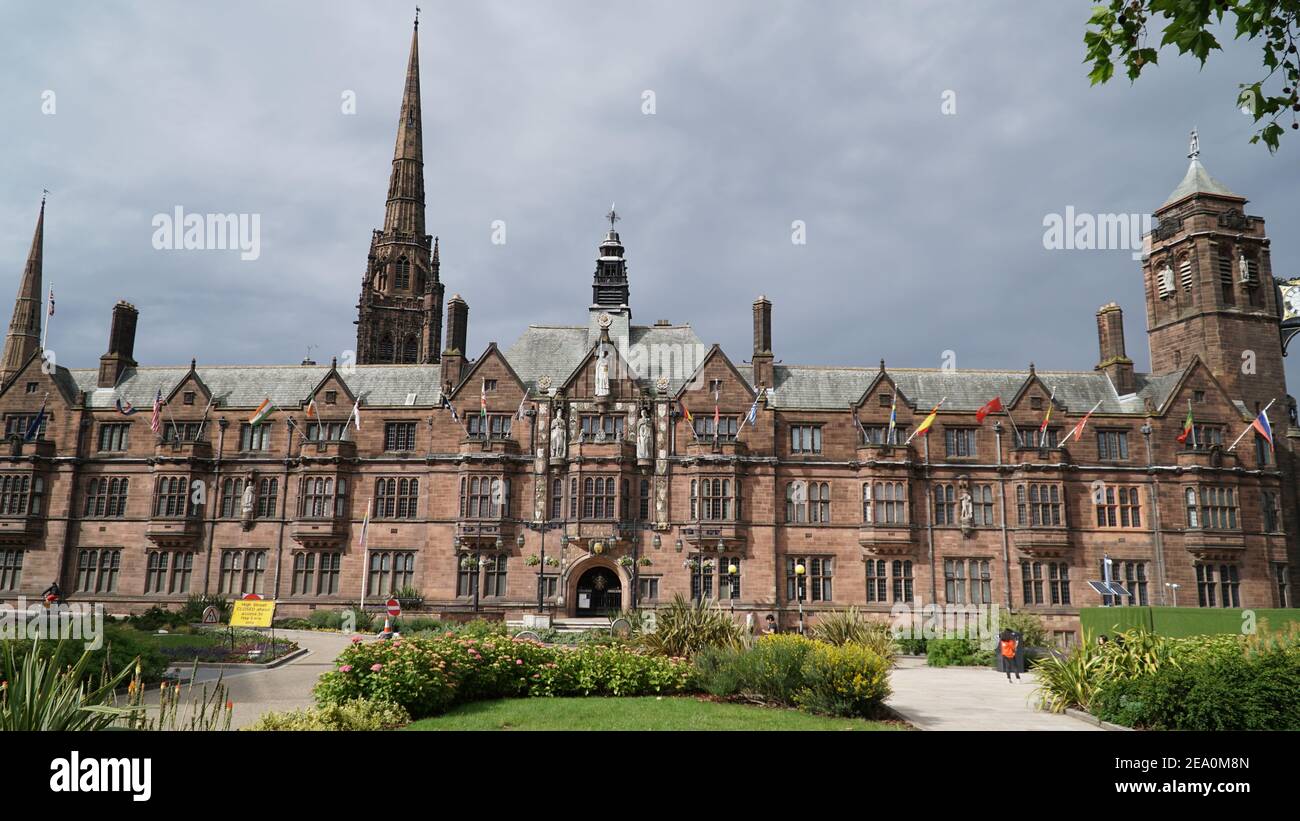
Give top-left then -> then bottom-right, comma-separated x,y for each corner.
1143,132 -> 1286,417
355,16 -> 444,364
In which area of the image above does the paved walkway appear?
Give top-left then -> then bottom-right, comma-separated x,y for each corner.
147,629 -> 356,730
886,656 -> 1099,731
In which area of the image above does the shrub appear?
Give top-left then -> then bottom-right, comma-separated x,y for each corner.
691,645 -> 747,697
926,637 -> 989,667
997,610 -> 1049,649
810,608 -> 896,663
639,595 -> 744,658
1091,645 -> 1300,730
246,699 -> 411,731
795,642 -> 892,718
0,639 -> 139,731
455,618 -> 508,639
894,636 -> 927,655
179,594 -> 230,624
732,634 -> 817,705
127,605 -> 188,632
314,633 -> 691,718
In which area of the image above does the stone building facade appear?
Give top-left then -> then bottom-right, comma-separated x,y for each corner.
0,22 -> 1295,638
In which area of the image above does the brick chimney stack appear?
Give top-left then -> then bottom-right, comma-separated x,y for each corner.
441,294 -> 468,389
97,300 -> 139,388
752,295 -> 774,389
1095,302 -> 1135,395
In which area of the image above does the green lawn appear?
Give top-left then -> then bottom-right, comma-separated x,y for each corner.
404,697 -> 908,731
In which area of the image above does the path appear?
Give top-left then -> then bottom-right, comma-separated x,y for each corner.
148,629 -> 356,730
886,656 -> 1099,731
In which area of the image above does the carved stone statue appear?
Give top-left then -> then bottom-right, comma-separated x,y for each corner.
1158,264 -> 1175,295
636,410 -> 652,460
241,482 -> 255,516
549,415 -> 567,459
594,346 -> 610,397
959,489 -> 974,526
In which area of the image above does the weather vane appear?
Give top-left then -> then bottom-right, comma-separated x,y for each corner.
606,202 -> 620,229
1188,127 -> 1200,160
415,6 -> 420,27
41,188 -> 49,204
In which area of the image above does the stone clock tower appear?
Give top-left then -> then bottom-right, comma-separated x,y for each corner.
1143,133 -> 1285,416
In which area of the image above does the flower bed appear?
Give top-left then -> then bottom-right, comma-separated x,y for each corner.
314,633 -> 691,719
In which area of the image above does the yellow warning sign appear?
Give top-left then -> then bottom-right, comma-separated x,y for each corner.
229,599 -> 276,628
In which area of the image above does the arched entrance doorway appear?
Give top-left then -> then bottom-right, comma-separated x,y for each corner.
574,565 -> 621,617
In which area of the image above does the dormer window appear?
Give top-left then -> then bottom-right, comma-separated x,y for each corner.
879,394 -> 892,407
325,391 -> 337,405
183,391 -> 195,405
1030,397 -> 1043,411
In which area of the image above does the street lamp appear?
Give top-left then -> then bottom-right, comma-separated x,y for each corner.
794,561 -> 806,635
727,562 -> 738,614
1165,582 -> 1180,607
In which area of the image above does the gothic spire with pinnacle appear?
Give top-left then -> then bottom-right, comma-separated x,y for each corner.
0,195 -> 45,386
384,14 -> 426,236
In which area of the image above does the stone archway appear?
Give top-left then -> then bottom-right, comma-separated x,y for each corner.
563,556 -> 629,618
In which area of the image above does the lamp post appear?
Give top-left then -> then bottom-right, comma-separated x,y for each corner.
727,561 -> 738,614
795,561 -> 806,635
1165,582 -> 1180,607
520,519 -> 565,614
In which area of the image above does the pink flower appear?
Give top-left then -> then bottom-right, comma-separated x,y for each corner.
370,663 -> 383,672
351,636 -> 362,644
516,659 -> 523,665
339,664 -> 353,673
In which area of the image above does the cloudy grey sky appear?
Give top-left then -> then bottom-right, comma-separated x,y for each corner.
1,1 -> 1296,389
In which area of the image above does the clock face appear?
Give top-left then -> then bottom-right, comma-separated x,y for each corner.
1284,283 -> 1300,322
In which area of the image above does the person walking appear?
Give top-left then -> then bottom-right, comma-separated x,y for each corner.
997,629 -> 1024,682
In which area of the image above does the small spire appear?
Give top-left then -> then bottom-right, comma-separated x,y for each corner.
0,196 -> 46,386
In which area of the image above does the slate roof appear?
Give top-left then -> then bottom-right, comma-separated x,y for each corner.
504,322 -> 707,394
67,364 -> 443,410
750,364 -> 1183,415
1163,158 -> 1238,206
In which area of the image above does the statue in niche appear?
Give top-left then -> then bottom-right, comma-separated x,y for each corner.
594,346 -> 610,397
550,415 -> 567,459
636,410 -> 652,460
241,482 -> 255,517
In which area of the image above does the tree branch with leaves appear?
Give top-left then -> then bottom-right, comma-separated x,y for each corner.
1085,0 -> 1300,151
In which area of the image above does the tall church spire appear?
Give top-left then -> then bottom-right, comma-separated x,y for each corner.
356,17 -> 443,365
384,17 -> 425,237
0,196 -> 45,386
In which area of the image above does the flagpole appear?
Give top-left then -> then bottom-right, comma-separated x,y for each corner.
1228,398 -> 1276,451
1058,400 -> 1103,446
40,285 -> 51,351
1189,398 -> 1196,449
904,397 -> 945,446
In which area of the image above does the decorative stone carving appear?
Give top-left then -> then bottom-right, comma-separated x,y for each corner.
594,345 -> 610,397
549,415 -> 567,459
636,409 -> 652,460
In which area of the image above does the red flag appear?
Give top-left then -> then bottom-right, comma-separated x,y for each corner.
975,396 -> 1003,424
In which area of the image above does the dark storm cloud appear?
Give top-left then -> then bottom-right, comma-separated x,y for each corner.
0,1 -> 1295,390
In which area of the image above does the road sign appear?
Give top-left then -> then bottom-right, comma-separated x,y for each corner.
201,606 -> 220,624
242,593 -> 263,600
230,598 -> 276,628
386,598 -> 401,618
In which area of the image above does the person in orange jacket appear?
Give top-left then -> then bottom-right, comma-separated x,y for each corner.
997,629 -> 1024,682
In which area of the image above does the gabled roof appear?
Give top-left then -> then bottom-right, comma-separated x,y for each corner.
503,322 -> 705,394
675,344 -> 757,401
753,364 -> 1181,415
1163,158 -> 1239,207
448,343 -> 525,400
68,364 -> 443,410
